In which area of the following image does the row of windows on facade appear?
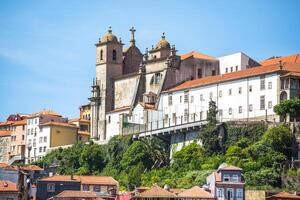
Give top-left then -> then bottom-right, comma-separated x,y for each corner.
163,97 -> 272,123
0,125 -> 26,131
28,118 -> 38,125
82,114 -> 91,120
99,49 -> 117,61
10,145 -> 22,153
10,135 -> 25,141
217,188 -> 243,199
168,80 -> 272,105
47,183 -> 112,193
27,127 -> 44,136
28,137 -> 47,147
225,65 -> 239,73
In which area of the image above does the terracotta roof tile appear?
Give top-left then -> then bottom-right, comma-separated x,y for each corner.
40,175 -> 118,185
219,165 -> 242,171
40,122 -> 78,128
0,130 -> 12,137
21,165 -> 43,171
267,191 -> 300,199
260,54 -> 300,66
165,62 -> 300,93
169,188 -> 185,195
55,190 -> 104,199
135,185 -> 177,198
0,180 -> 18,192
29,110 -> 62,118
177,186 -> 214,199
181,51 -> 216,61
12,119 -> 27,126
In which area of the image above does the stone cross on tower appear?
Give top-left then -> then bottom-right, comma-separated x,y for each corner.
129,26 -> 136,46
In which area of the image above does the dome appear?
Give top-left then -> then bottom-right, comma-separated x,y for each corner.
155,33 -> 170,49
100,28 -> 118,43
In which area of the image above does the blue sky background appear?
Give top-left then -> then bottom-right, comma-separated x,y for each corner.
0,0 -> 300,121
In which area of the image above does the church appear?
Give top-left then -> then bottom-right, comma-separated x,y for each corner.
89,27 -> 220,142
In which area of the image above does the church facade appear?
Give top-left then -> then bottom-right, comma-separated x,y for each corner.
89,27 -> 219,142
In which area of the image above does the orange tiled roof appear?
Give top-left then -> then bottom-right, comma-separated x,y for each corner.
267,192 -> 300,199
40,121 -> 78,129
21,165 -> 43,171
177,186 -> 214,199
165,62 -> 300,93
29,110 -> 62,118
135,185 -> 177,198
0,130 -> 12,137
107,106 -> 131,113
260,54 -> 300,66
0,121 -> 14,127
169,188 -> 185,195
54,190 -> 104,199
181,51 -> 216,61
219,165 -> 242,171
12,119 -> 27,126
40,175 -> 118,185
0,180 -> 18,192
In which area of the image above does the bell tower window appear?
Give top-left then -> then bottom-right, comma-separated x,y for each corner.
100,50 -> 103,60
112,50 -> 117,61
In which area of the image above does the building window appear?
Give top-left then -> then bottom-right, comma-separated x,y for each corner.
180,96 -> 182,103
191,95 -> 194,103
260,75 -> 265,90
217,188 -> 224,198
82,185 -> 89,191
172,113 -> 176,124
22,135 -> 25,141
249,104 -> 253,112
260,95 -> 265,110
232,175 -> 239,182
226,188 -> 234,200
43,146 -> 46,152
39,137 -> 43,143
238,106 -> 242,113
268,101 -> 272,109
47,183 -> 55,192
22,125 -> 25,131
236,189 -> 243,198
184,109 -> 189,122
238,87 -> 242,94
229,108 -> 232,115
100,49 -> 103,60
112,49 -> 117,60
108,116 -> 111,123
168,93 -> 173,106
230,67 -> 233,72
228,89 -> 232,96
197,68 -> 202,78
200,111 -> 203,120
209,92 -> 213,99
39,147 -> 42,153
212,70 -> 216,76
33,139 -> 36,147
184,91 -> 189,103
225,68 -> 228,73
94,185 -> 101,192
35,118 -> 37,124
44,136 -> 47,142
219,109 -> 223,117
200,94 -> 203,101
223,175 -> 230,182
249,85 -> 252,92
219,90 -> 222,97
235,65 -> 238,71
268,81 -> 272,89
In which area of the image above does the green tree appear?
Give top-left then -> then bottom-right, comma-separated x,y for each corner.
207,100 -> 218,125
274,98 -> 300,122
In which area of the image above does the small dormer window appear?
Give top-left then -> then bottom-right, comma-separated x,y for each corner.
223,174 -> 230,182
232,175 -> 238,182
112,49 -> 117,60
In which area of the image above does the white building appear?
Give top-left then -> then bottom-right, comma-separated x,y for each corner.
217,52 -> 259,75
25,111 -> 77,163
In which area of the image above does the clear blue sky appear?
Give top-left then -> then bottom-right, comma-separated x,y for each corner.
0,0 -> 299,121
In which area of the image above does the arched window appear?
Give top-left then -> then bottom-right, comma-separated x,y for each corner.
100,50 -> 103,60
150,73 -> 162,85
112,50 -> 117,61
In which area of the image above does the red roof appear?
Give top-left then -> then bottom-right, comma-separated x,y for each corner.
260,54 -> 300,66
219,165 -> 242,171
54,190 -> 104,199
177,186 -> 214,199
40,175 -> 118,185
181,51 -> 216,61
21,165 -> 43,171
0,130 -> 12,137
135,185 -> 177,198
165,62 -> 300,92
0,180 -> 18,193
267,192 -> 300,199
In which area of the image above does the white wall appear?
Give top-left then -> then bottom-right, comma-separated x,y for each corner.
106,109 -> 130,140
158,72 -> 279,125
218,52 -> 253,75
